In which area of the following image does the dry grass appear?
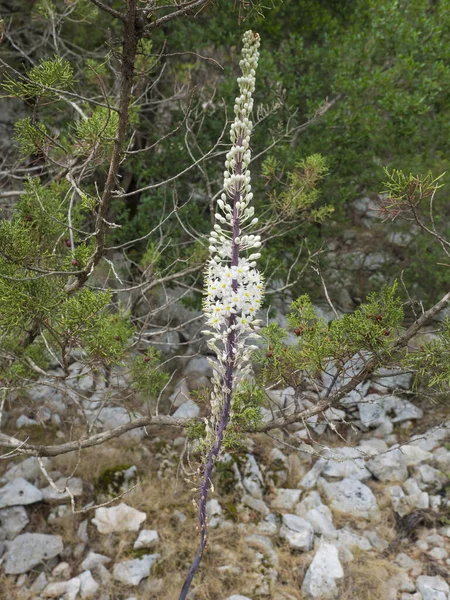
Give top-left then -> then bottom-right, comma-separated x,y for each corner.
338,553 -> 400,600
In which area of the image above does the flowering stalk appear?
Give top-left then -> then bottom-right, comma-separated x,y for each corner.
178,30 -> 262,600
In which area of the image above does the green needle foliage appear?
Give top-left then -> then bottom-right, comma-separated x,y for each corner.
3,56 -> 74,101
259,283 -> 404,388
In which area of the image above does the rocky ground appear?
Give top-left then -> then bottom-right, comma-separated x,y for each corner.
0,355 -> 449,600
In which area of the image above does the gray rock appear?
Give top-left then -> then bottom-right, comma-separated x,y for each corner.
433,447 -> 450,471
320,478 -> 379,520
95,407 -> 144,441
16,415 -> 39,428
357,439 -> 389,457
373,367 -> 413,390
183,356 -> 213,378
416,576 -> 449,600
366,448 -> 409,482
304,506 -> 336,539
359,396 -> 388,428
400,445 -> 433,466
41,477 -> 84,503
92,503 -> 146,534
0,478 -> 43,509
42,578 -> 81,599
300,459 -> 326,489
81,551 -> 111,571
79,570 -> 100,599
133,529 -> 159,550
206,499 -> 223,528
280,514 -> 314,551
113,554 -> 160,586
226,596 -> 253,600
245,534 -> 278,567
172,399 -> 200,418
0,505 -> 29,540
242,494 -> 270,517
337,527 -> 372,562
242,454 -> 264,500
3,533 -> 63,574
30,572 -> 48,594
272,488 -> 302,510
301,542 -> 344,598
322,447 -> 371,480
409,426 -> 450,452
256,513 -> 278,536
414,464 -> 448,490
2,457 -> 50,485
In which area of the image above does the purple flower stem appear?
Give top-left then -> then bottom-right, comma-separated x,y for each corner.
178,129 -> 244,600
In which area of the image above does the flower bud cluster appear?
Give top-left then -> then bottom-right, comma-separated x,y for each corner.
203,31 -> 263,420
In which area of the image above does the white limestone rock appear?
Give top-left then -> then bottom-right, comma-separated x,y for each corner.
41,477 -> 84,503
304,506 -> 336,539
2,456 -> 50,485
301,542 -> 344,598
319,478 -> 379,520
242,454 -> 265,500
172,399 -> 200,418
0,478 -> 43,509
133,529 -> 159,550
300,459 -> 326,489
321,447 -> 371,480
92,503 -> 146,534
3,533 -> 63,574
416,575 -> 449,600
81,551 -> 111,571
0,505 -> 29,540
79,570 -> 100,599
280,514 -> 314,551
366,448 -> 409,482
272,488 -> 302,511
400,445 -> 433,467
42,578 -> 80,600
113,554 -> 160,586
242,494 -> 270,517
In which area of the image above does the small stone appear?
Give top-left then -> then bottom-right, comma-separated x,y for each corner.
366,448 -> 409,482
79,570 -> 99,599
359,396 -> 387,428
242,494 -> 270,517
92,503 -> 146,534
172,399 -> 200,418
133,530 -> 159,550
256,513 -> 278,536
226,596 -> 253,600
242,454 -> 264,500
399,445 -> 433,466
301,542 -> 344,598
30,573 -> 48,594
319,478 -> 379,520
416,575 -> 449,600
300,459 -> 326,489
395,553 -> 423,577
41,477 -> 84,503
428,547 -> 448,560
280,514 -> 314,551
3,533 -> 63,574
52,561 -> 71,578
322,447 -> 371,480
42,578 -> 80,600
0,478 -> 43,509
113,554 -> 160,586
81,551 -> 111,571
272,489 -> 302,511
305,506 -> 336,539
2,457 -> 50,485
0,506 -> 29,540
